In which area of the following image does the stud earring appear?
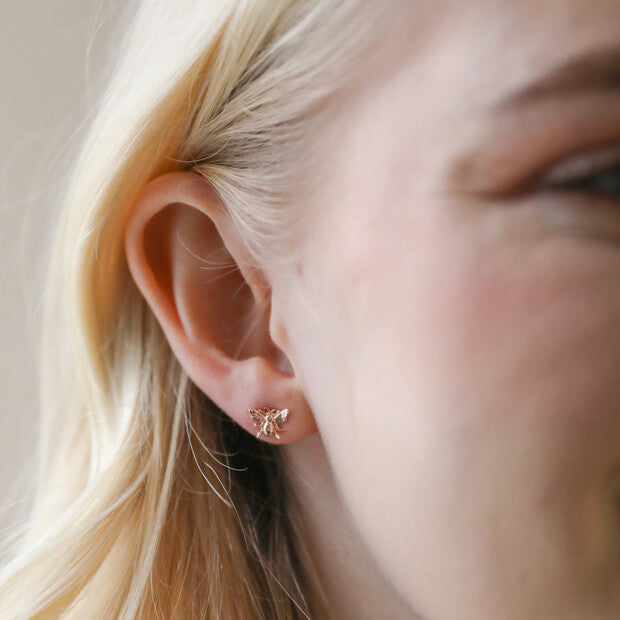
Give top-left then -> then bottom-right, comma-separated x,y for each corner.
249,406 -> 289,440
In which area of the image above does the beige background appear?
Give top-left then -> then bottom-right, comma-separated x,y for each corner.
0,1 -> 115,535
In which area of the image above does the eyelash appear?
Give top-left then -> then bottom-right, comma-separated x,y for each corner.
537,147 -> 620,197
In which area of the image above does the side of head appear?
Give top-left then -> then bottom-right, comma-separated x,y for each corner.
1,1 -> 619,619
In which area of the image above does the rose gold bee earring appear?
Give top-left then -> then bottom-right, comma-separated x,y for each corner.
249,406 -> 289,440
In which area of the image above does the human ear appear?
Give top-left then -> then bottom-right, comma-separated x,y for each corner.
123,171 -> 317,443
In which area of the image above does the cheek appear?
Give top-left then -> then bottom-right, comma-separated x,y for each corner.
295,209 -> 620,617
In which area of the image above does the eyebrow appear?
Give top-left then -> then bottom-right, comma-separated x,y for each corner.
494,44 -> 620,110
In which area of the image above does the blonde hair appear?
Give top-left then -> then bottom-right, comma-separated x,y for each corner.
0,1 -> 395,617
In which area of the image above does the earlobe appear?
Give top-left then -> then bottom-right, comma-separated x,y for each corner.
123,171 -> 317,443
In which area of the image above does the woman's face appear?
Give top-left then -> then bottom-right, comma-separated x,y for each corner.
273,2 -> 620,618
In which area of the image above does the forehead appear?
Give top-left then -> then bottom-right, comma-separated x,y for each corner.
300,0 -> 620,193
353,0 -> 620,111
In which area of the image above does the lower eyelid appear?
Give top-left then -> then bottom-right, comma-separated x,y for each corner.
535,190 -> 620,241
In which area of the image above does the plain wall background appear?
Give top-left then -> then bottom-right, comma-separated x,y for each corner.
0,1 -> 118,535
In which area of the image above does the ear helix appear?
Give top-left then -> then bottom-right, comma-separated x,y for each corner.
249,406 -> 290,440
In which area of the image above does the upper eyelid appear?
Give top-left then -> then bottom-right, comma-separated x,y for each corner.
443,94 -> 620,199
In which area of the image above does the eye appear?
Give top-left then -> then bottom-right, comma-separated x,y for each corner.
534,144 -> 620,197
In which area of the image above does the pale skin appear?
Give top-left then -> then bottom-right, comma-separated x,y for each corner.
124,1 -> 620,618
